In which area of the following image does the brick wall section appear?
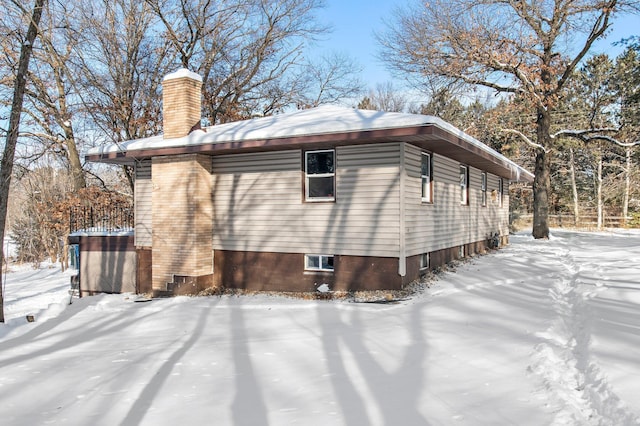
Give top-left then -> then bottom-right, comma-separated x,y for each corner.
162,76 -> 202,139
152,154 -> 213,290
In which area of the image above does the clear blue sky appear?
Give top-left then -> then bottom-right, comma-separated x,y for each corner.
314,0 -> 402,86
314,0 -> 639,89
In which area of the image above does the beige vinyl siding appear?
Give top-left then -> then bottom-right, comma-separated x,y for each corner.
404,144 -> 509,256
488,174 -> 510,232
212,144 -> 401,257
134,159 -> 152,247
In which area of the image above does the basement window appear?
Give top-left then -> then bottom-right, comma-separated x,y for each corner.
420,253 -> 430,270
305,150 -> 335,201
305,254 -> 334,272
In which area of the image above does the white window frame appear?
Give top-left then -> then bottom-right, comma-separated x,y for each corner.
481,172 -> 487,207
460,165 -> 469,205
421,153 -> 433,203
305,149 -> 335,202
304,254 -> 334,272
420,253 -> 430,270
498,178 -> 504,208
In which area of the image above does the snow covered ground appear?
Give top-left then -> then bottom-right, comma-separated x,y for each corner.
0,229 -> 638,425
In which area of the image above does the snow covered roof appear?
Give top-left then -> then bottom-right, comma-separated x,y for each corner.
86,105 -> 533,182
163,68 -> 202,83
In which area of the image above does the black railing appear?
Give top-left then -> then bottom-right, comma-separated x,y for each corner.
69,205 -> 134,234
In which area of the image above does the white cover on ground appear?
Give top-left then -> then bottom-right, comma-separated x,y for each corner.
0,230 -> 638,425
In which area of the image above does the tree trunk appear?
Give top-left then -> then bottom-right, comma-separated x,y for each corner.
532,109 -> 551,239
596,147 -> 603,230
0,0 -> 46,323
55,68 -> 86,190
622,146 -> 631,227
65,131 -> 86,191
122,165 -> 135,194
569,148 -> 580,227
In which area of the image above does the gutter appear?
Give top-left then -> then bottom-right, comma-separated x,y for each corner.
398,143 -> 406,278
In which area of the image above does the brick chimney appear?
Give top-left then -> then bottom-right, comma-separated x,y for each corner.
162,69 -> 203,139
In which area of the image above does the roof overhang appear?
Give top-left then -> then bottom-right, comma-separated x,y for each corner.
86,107 -> 534,182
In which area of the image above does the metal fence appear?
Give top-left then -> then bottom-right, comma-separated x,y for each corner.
69,205 -> 134,234
511,213 -> 634,229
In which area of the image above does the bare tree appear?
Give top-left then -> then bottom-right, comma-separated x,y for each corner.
378,0 -> 636,238
74,0 -> 173,190
358,81 -> 408,112
1,0 -> 46,323
146,0 -> 329,123
297,52 -> 364,108
18,1 -> 86,190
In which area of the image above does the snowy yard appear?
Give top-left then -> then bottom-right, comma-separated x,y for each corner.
1,230 -> 639,425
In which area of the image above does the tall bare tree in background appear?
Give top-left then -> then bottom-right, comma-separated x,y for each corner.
19,1 -> 86,190
1,0 -> 46,322
146,0 -> 329,123
74,0 -> 173,191
297,52 -> 364,108
378,0 -> 636,238
358,81 -> 408,112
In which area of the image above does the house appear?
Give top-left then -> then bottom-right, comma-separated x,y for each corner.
82,68 -> 533,296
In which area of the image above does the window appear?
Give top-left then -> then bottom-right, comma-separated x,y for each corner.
421,153 -> 433,203
460,165 -> 469,205
305,150 -> 335,201
481,172 -> 487,207
305,254 -> 334,272
498,178 -> 504,207
420,253 -> 430,270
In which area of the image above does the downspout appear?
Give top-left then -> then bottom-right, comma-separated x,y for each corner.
398,143 -> 406,278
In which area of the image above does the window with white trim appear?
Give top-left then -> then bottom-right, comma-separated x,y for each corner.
481,172 -> 487,207
498,178 -> 504,207
305,150 -> 335,201
460,165 -> 469,205
420,253 -> 429,270
305,254 -> 334,272
421,153 -> 433,203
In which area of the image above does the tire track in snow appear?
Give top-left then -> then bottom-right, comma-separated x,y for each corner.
528,240 -> 638,425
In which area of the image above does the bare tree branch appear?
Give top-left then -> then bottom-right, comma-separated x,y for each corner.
557,129 -> 640,147
502,128 -> 549,153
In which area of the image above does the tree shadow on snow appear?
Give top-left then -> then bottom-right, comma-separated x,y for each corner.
119,306 -> 211,426
317,302 -> 430,425
230,306 -> 269,426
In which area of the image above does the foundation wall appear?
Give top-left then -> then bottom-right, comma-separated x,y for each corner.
211,237 -> 496,293
78,235 -> 136,295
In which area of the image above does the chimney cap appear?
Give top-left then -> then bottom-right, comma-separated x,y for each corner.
163,68 -> 203,83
